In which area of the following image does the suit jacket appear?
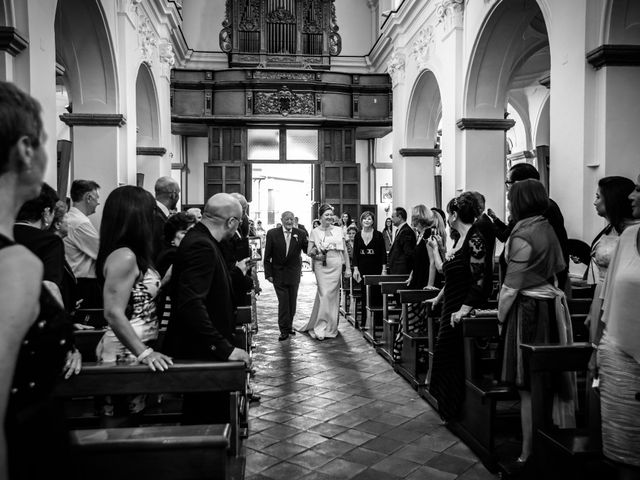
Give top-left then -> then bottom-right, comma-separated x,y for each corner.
152,207 -> 168,264
387,223 -> 416,274
165,223 -> 236,361
263,227 -> 308,286
296,224 -> 308,237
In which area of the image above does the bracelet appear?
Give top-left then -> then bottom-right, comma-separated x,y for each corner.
136,347 -> 154,363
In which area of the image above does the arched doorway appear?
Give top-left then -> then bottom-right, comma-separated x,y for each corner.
135,62 -> 162,192
402,70 -> 443,209
462,0 -> 550,217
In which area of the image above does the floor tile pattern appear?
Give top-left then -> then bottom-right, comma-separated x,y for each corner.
244,272 -> 497,479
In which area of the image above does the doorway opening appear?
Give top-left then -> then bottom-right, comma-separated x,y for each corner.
249,163 -> 313,232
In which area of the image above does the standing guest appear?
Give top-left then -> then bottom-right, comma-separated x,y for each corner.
293,216 -> 308,237
165,193 -> 251,423
595,173 -> 640,479
264,211 -> 308,341
341,211 -> 352,238
387,207 -> 416,274
584,176 -> 636,344
0,81 -> 76,479
155,212 -> 198,326
352,211 -> 387,328
427,192 -> 491,421
488,163 -> 569,291
95,186 -> 172,375
344,225 -> 357,271
497,179 -> 574,465
312,218 -> 321,229
298,204 -> 351,340
153,176 -> 181,263
382,217 -> 394,253
64,179 -> 101,308
49,199 -> 77,314
186,207 -> 202,222
393,205 -> 438,362
470,191 -> 497,299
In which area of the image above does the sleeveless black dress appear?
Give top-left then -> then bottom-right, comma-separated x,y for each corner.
1,234 -> 74,479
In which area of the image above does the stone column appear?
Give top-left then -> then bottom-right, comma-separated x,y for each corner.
60,113 -> 127,228
397,148 -> 440,211
456,118 -> 514,218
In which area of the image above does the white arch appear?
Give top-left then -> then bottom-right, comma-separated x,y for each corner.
135,63 -> 160,147
464,0 -> 548,118
405,69 -> 443,148
54,0 -> 118,113
604,0 -> 640,44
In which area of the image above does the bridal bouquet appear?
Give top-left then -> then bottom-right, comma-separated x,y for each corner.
316,238 -> 337,267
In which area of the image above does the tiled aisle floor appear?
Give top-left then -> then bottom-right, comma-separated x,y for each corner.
244,271 -> 497,480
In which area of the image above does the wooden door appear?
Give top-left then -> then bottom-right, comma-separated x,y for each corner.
321,163 -> 360,221
204,163 -> 245,199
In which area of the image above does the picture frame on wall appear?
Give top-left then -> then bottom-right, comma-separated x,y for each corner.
380,186 -> 393,203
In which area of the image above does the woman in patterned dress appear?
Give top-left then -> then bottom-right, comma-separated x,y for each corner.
96,186 -> 173,414
427,192 -> 491,421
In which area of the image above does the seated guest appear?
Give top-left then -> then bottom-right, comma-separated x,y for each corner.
186,207 -> 202,222
596,173 -> 640,479
0,81 -> 76,479
497,179 -> 574,465
427,192 -> 491,421
96,186 -> 173,414
393,205 -> 438,362
64,179 -> 102,308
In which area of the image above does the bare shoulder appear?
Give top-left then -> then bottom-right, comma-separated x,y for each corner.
104,247 -> 139,278
0,244 -> 42,279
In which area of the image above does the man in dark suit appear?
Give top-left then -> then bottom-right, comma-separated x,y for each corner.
470,191 -> 497,299
488,163 -> 569,291
153,176 -> 180,263
387,206 -> 416,274
264,211 -> 309,341
293,216 -> 308,237
165,193 -> 250,423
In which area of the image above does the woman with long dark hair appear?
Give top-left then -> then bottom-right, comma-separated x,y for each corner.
96,186 -> 172,381
382,217 -> 394,253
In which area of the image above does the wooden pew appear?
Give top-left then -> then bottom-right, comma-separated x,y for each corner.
450,313 -> 519,470
54,361 -> 247,458
376,281 -> 408,365
519,343 -> 612,479
395,289 -> 438,392
362,274 -> 409,346
347,276 -> 363,329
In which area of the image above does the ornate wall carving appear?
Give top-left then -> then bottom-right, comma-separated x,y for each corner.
254,86 -> 315,116
437,0 -> 464,31
412,26 -> 435,68
387,50 -> 405,85
219,0 -> 233,52
329,1 -> 342,56
138,13 -> 157,64
251,71 -> 316,80
303,0 -> 324,33
239,0 -> 262,31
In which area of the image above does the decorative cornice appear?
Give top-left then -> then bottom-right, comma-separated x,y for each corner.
399,148 -> 441,157
59,113 -> 127,127
136,146 -> 167,156
436,0 -> 464,31
0,27 -> 28,56
456,118 -> 515,131
586,44 -> 640,69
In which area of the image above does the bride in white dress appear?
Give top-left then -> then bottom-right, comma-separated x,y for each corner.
297,204 -> 351,340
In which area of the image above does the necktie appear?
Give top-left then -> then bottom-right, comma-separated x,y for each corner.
285,230 -> 291,255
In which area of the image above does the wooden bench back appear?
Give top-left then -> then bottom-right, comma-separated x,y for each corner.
363,274 -> 409,285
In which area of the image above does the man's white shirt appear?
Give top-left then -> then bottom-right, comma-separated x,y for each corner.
64,206 -> 99,278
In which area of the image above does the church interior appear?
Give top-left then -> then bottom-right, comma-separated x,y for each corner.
2,0 -> 640,478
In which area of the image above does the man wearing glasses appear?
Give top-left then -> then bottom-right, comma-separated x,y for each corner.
165,193 -> 251,424
64,179 -> 101,308
488,163 -> 569,290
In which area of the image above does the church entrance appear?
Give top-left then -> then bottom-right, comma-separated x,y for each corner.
249,162 -> 313,231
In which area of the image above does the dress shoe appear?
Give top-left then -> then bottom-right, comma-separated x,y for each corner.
289,330 -> 296,336
278,333 -> 289,341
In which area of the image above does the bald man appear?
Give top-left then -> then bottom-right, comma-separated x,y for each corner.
153,176 -> 180,262
165,193 -> 250,423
